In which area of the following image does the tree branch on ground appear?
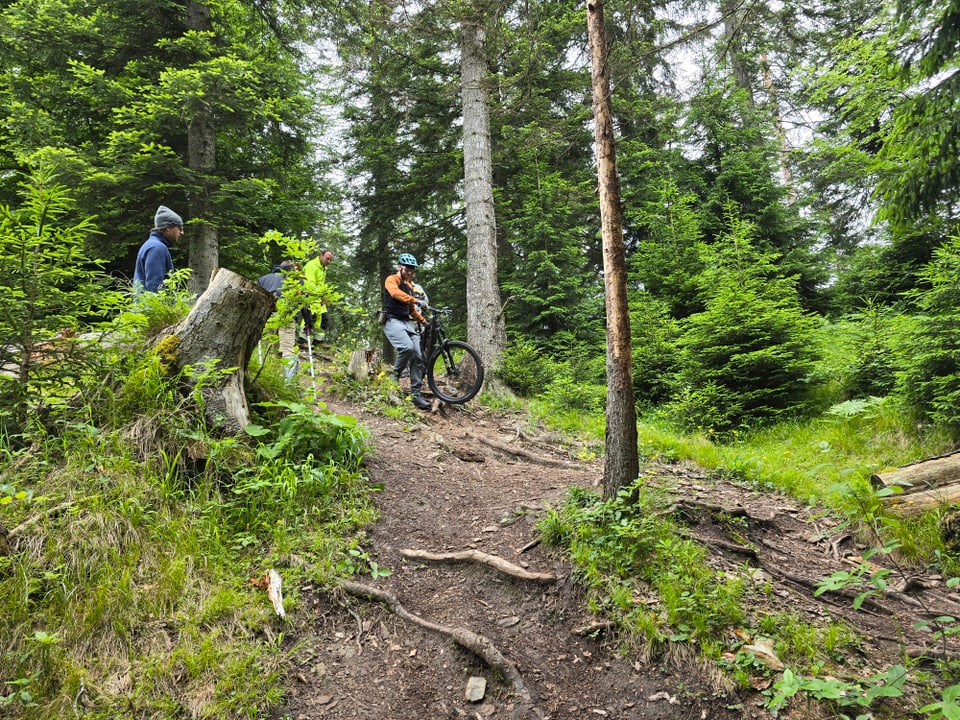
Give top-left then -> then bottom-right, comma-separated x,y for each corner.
399,547 -> 558,583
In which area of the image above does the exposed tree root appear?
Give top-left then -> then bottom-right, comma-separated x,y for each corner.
400,547 -> 558,583
468,432 -> 575,469
572,619 -> 616,637
339,579 -> 543,719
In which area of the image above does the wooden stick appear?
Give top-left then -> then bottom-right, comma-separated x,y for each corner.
9,501 -> 75,538
400,548 -> 557,583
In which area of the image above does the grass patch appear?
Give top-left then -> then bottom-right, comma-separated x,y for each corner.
0,323 -> 379,718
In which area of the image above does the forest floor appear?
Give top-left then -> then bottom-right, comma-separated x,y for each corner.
271,353 -> 960,720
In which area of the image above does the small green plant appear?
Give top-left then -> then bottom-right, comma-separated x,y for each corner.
340,547 -> 392,579
1,671 -> 40,709
920,683 -> 960,719
767,664 -> 908,718
538,479 -> 745,652
814,542 -> 899,610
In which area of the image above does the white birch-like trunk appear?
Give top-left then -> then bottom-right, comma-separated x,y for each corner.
461,19 -> 506,372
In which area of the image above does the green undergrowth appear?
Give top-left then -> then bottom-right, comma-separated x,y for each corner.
538,481 -> 858,674
514,386 -> 960,716
537,480 -> 957,718
1,312 -> 382,718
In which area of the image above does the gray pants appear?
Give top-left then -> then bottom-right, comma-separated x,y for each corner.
383,318 -> 425,395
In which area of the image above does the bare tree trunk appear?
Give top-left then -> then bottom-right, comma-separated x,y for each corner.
720,0 -> 754,101
586,0 -> 639,498
162,268 -> 273,434
186,0 -> 219,294
461,18 -> 506,372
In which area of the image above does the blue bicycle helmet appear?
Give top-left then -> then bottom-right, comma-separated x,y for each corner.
398,253 -> 419,268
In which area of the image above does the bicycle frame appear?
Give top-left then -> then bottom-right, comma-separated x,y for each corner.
420,306 -> 484,404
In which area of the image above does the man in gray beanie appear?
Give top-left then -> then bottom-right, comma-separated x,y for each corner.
133,205 -> 184,293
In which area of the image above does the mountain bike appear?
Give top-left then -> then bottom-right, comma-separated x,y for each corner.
420,306 -> 484,404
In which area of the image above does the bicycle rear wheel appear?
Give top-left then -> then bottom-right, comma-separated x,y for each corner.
427,340 -> 484,404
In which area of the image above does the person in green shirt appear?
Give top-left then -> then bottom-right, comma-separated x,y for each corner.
302,248 -> 335,338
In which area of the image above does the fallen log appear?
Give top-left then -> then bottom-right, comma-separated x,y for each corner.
881,483 -> 960,517
339,579 -> 542,719
871,450 -> 960,491
399,548 -> 558,583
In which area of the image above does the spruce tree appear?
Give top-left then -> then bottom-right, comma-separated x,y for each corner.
898,236 -> 960,434
673,214 -> 818,431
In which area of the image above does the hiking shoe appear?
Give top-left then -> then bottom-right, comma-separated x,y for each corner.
411,394 -> 431,410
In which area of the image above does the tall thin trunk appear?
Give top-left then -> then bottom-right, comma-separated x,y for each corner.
186,0 -> 219,294
720,0 -> 754,101
586,0 -> 639,497
461,18 -> 506,372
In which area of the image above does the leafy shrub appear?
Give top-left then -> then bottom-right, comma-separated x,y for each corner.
630,291 -> 681,407
539,480 -> 745,648
541,371 -> 606,413
841,301 -> 902,399
662,380 -> 737,435
0,166 -> 125,443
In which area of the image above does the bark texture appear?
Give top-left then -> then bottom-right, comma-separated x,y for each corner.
461,18 -> 506,372
872,451 -> 960,516
164,268 -> 273,433
186,0 -> 219,294
586,0 -> 639,497
871,451 -> 960,490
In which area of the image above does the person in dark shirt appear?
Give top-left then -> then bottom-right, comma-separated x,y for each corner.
133,206 -> 183,292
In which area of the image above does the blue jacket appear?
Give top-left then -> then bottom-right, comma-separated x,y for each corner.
133,231 -> 174,292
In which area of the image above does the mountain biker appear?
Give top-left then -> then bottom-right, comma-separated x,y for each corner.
383,253 -> 430,410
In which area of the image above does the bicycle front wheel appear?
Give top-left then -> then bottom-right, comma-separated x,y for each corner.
427,340 -> 484,404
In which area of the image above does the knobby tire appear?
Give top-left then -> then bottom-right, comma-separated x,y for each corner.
426,340 -> 484,404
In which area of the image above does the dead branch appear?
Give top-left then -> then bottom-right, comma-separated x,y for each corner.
762,565 -> 894,615
400,548 -> 557,583
572,619 -> 616,637
518,538 -> 541,554
906,645 -> 960,663
673,498 -> 750,519
339,580 -> 542,719
9,501 -> 75,538
467,432 -> 575,469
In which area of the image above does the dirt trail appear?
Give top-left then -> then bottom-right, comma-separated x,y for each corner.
273,391 -> 960,720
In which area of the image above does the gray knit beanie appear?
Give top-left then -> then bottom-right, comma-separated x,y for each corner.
154,205 -> 184,229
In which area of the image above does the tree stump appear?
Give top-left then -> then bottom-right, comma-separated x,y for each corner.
161,267 -> 274,434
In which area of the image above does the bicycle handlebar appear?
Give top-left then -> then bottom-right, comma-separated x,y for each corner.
425,305 -> 452,315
